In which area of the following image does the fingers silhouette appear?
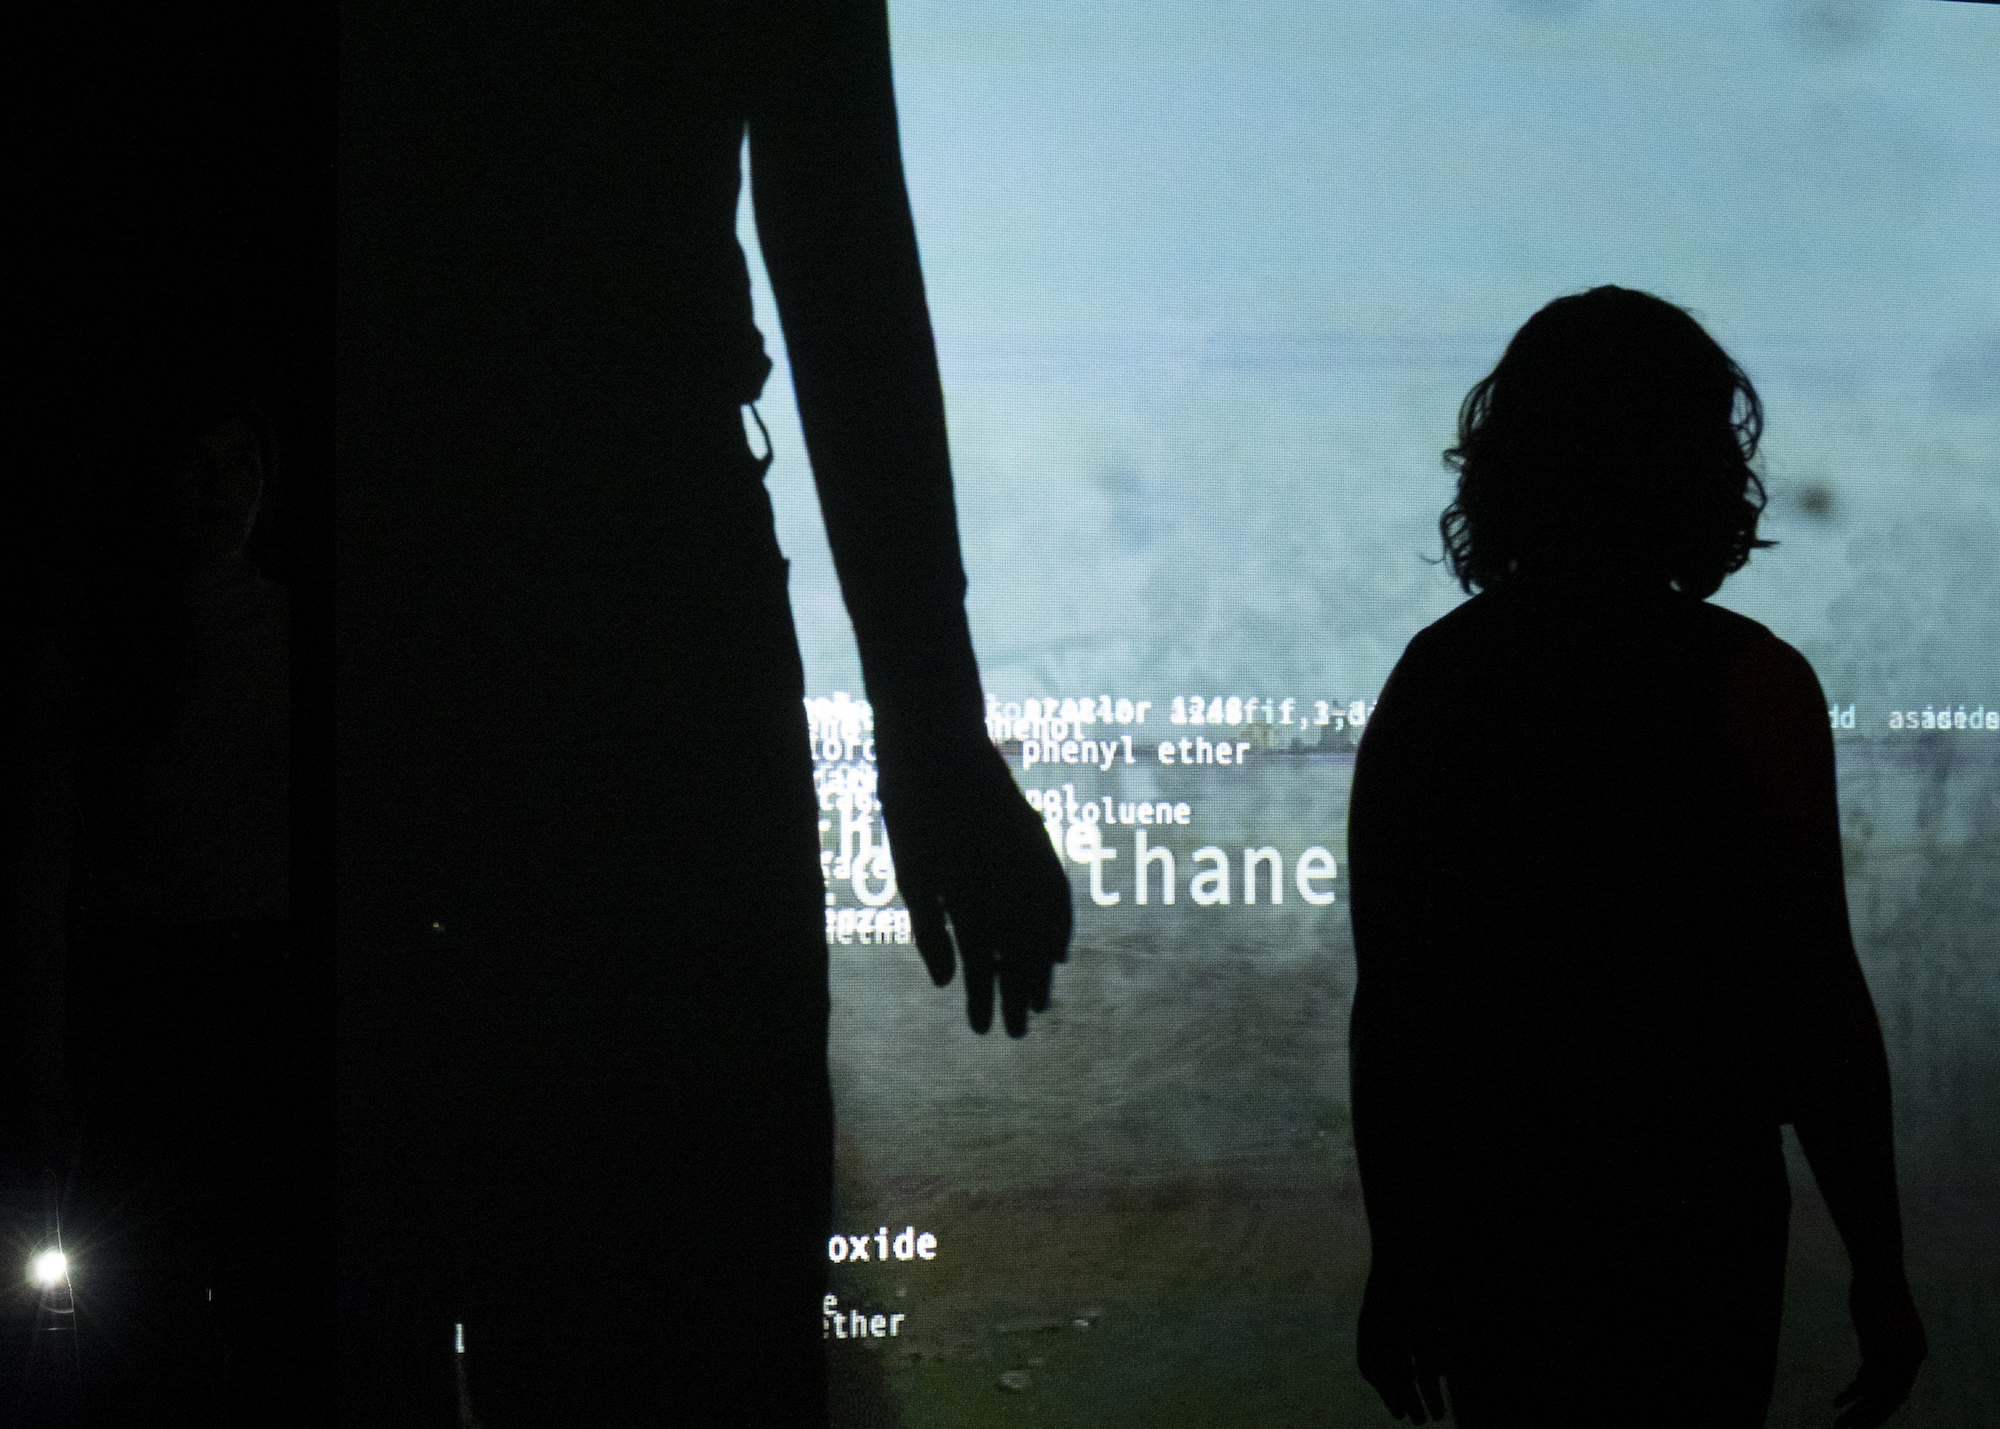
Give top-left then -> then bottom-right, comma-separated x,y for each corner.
997,950 -> 1033,1039
1414,1355 -> 1446,1423
878,736 -> 1072,1036
1837,1273 -> 1924,1428
906,887 -> 956,988
1833,1375 -> 1903,1429
959,921 -> 997,1035
1028,957 -> 1053,1015
1358,1261 -> 1447,1425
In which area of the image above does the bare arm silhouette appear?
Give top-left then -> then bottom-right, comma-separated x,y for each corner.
1726,637 -> 1925,1429
748,0 -> 1071,1036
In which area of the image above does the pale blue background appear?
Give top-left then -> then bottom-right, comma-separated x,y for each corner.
739,0 -> 1998,716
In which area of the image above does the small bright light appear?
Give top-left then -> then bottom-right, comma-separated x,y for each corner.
30,1250 -> 68,1289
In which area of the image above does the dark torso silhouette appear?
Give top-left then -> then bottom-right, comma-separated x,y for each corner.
1350,585 -> 1805,1426
340,3 -> 956,1421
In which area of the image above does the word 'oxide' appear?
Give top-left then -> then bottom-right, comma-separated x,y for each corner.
829,1225 -> 937,1263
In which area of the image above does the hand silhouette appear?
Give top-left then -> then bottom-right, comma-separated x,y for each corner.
1358,1258 -> 1449,1425
1832,1268 -> 1925,1429
875,727 -> 1072,1037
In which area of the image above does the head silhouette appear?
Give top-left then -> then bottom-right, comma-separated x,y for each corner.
167,414 -> 269,570
1440,285 -> 1771,599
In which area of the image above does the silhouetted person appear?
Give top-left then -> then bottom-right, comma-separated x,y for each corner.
1348,287 -> 1925,1429
5,372 -> 313,1427
338,1 -> 1072,1423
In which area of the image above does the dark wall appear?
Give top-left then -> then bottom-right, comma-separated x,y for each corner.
27,8 -> 333,902
17,0 -> 335,1397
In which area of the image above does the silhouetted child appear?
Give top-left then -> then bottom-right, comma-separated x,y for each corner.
1349,286 -> 1924,1429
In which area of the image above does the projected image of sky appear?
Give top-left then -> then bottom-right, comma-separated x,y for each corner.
743,0 -> 1997,707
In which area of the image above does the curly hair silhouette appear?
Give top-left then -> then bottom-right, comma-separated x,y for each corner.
1440,285 -> 1773,600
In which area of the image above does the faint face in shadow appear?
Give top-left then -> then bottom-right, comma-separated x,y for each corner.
168,417 -> 263,567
